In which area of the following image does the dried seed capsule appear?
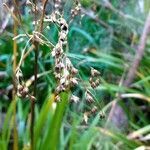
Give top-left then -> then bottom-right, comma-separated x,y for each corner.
66,58 -> 72,70
54,73 -> 61,80
70,95 -> 79,103
29,95 -> 36,101
61,25 -> 68,31
59,32 -> 67,41
91,68 -> 100,77
70,78 -> 78,86
17,91 -> 22,97
91,82 -> 96,89
23,87 -> 29,93
64,80 -> 70,88
85,91 -> 94,103
20,86 -> 29,98
83,112 -> 89,124
60,77 -> 66,85
95,78 -> 100,87
17,84 -> 24,92
55,62 -> 64,72
55,47 -> 63,57
89,77 -> 93,84
71,67 -> 78,75
58,18 -> 67,28
55,95 -> 61,102
55,85 -> 65,94
91,106 -> 98,114
99,111 -> 105,119
26,0 -> 32,6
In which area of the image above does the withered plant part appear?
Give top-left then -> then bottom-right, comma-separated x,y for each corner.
54,0 -> 62,12
82,68 -> 102,124
90,68 -> 100,88
50,9 -> 79,102
85,91 -> 94,104
71,0 -> 81,19
83,90 -> 96,124
12,1 -> 18,148
83,106 -> 105,124
12,0 -> 49,148
83,112 -> 90,124
13,0 -> 81,104
83,106 -> 99,124
15,69 -> 36,101
70,94 -> 79,103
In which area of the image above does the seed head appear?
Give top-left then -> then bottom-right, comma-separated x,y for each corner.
71,67 -> 78,75
95,78 -> 100,87
85,91 -> 94,103
55,62 -> 64,72
99,111 -> 105,119
70,77 -> 78,86
91,68 -> 100,77
55,95 -> 61,102
91,106 -> 98,114
55,85 -> 65,94
83,112 -> 89,124
70,95 -> 79,103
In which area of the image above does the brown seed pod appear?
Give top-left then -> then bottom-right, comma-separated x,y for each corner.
55,85 -> 65,94
91,106 -> 98,114
85,91 -> 94,103
55,62 -> 64,72
91,68 -> 100,77
70,95 -> 79,103
91,82 -> 96,89
71,67 -> 78,75
55,95 -> 61,102
83,112 -> 89,124
99,111 -> 106,119
95,78 -> 100,87
18,84 -> 24,92
70,78 -> 78,86
89,77 -> 93,84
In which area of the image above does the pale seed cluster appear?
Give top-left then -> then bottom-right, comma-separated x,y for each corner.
90,68 -> 100,88
83,106 -> 98,124
51,10 -> 78,102
15,0 -> 104,124
54,0 -> 62,13
15,69 -> 35,101
71,1 -> 81,18
83,68 -> 101,124
70,94 -> 80,103
85,91 -> 94,103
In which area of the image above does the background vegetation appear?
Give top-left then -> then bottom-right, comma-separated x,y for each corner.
0,0 -> 150,149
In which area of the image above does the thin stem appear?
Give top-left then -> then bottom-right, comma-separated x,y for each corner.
30,0 -> 37,149
30,41 -> 38,150
30,1 -> 49,149
39,0 -> 48,32
124,12 -> 150,87
13,0 -> 18,149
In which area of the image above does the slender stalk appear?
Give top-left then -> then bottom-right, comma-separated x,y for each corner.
12,1 -> 18,149
30,0 -> 37,148
39,0 -> 48,32
30,1 -> 48,149
124,12 -> 150,87
30,41 -> 38,150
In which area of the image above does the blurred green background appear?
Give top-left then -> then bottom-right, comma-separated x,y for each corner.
0,0 -> 150,149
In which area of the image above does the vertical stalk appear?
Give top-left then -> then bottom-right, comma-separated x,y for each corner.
13,1 -> 18,149
31,0 -> 37,149
31,1 -> 48,148
30,42 -> 38,150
